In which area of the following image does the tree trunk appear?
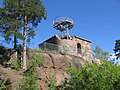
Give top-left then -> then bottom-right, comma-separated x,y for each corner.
14,30 -> 17,49
22,15 -> 27,70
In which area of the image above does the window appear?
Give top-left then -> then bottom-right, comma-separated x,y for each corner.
77,43 -> 82,54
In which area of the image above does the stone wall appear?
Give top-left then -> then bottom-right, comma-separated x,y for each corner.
59,36 -> 92,61
39,35 -> 92,62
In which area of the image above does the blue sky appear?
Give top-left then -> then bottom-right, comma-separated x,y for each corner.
0,0 -> 120,54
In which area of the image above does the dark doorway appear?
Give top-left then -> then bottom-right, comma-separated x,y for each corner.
77,43 -> 82,54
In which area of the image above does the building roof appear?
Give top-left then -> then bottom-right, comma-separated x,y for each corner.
38,35 -> 92,46
74,36 -> 92,43
38,35 -> 61,46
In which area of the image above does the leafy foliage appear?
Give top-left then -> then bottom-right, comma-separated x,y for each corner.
18,54 -> 42,90
0,0 -> 23,49
114,40 -> 120,59
11,59 -> 21,70
0,0 -> 46,43
63,61 -> 120,90
0,0 -> 46,47
0,0 -> 46,69
47,75 -> 57,90
0,78 -> 11,90
93,45 -> 110,60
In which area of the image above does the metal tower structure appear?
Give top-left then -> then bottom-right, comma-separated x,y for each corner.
53,16 -> 74,39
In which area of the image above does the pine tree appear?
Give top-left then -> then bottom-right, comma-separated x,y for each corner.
0,0 -> 23,49
18,0 -> 46,70
114,40 -> 120,59
0,0 -> 46,70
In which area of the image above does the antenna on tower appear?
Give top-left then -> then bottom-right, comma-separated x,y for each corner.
53,16 -> 74,39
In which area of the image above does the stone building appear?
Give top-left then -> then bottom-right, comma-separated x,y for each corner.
38,35 -> 92,62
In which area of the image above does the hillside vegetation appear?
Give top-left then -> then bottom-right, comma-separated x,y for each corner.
0,47 -> 120,90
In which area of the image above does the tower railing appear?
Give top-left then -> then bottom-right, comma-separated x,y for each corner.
53,16 -> 74,25
53,16 -> 74,39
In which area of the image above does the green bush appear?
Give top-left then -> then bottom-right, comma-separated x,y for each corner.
63,61 -> 120,90
11,59 -> 21,70
18,54 -> 42,90
47,75 -> 57,90
0,78 -> 11,90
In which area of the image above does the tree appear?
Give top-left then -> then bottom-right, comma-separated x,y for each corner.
0,1 -> 23,49
93,45 -> 110,60
63,61 -> 120,90
93,45 -> 103,59
114,40 -> 120,59
0,0 -> 46,70
102,52 -> 110,60
19,0 -> 46,70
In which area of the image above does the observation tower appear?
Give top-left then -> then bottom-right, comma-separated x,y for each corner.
53,16 -> 74,39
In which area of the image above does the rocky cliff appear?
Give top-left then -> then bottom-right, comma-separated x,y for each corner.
0,49 -> 91,89
29,51 -> 90,89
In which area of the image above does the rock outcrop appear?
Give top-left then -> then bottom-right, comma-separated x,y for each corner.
29,51 -> 89,89
0,49 -> 91,90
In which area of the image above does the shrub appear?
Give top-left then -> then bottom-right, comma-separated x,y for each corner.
11,59 -> 21,70
63,61 -> 120,90
18,54 -> 42,90
0,78 -> 11,90
47,75 -> 57,90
